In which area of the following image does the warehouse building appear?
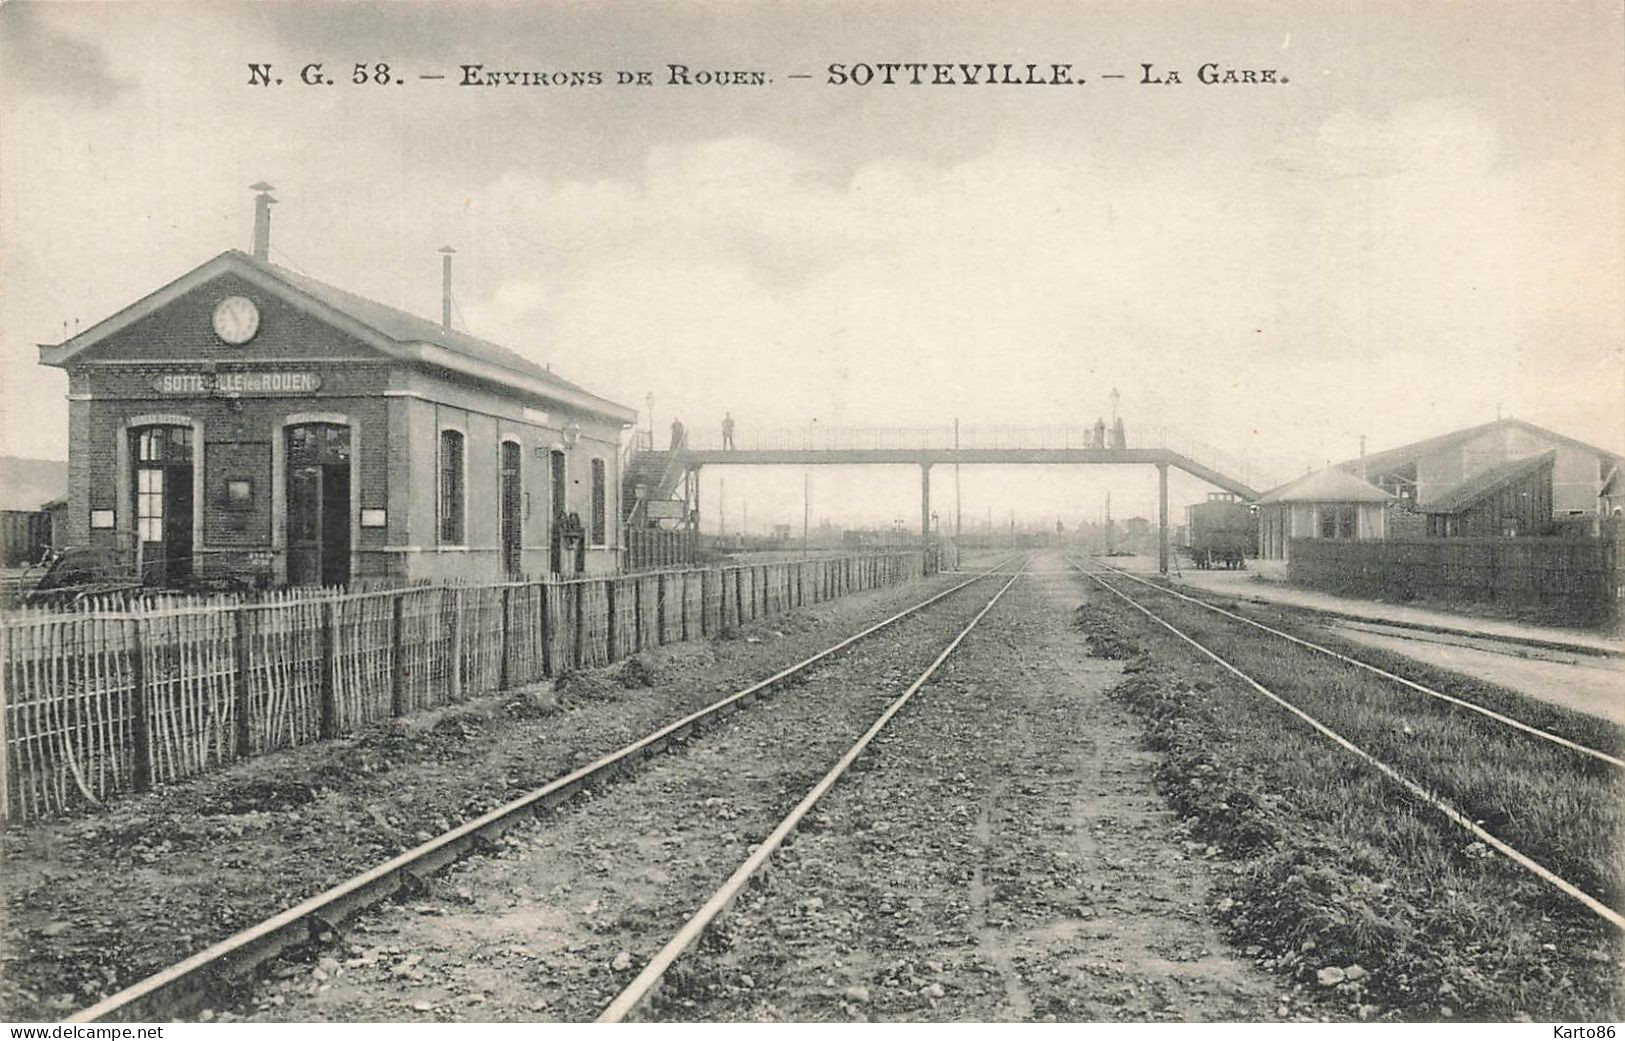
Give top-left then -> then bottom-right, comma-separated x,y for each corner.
1338,417 -> 1622,534
37,187 -> 636,586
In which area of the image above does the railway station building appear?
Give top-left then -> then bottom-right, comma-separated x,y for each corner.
37,191 -> 637,587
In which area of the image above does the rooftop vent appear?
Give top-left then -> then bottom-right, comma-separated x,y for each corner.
250,181 -> 276,261
439,245 -> 457,330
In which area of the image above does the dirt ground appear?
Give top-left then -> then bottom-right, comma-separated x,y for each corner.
30,549 -> 1559,1022
656,563 -> 1281,1022
0,567 -> 984,1022
224,556 -> 1283,1023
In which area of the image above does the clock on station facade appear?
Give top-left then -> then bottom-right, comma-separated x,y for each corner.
211,295 -> 261,345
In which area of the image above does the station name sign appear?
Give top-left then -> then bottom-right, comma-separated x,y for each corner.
152,372 -> 322,395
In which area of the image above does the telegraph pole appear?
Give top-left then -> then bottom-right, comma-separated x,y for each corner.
803,471 -> 810,546
1157,462 -> 1170,575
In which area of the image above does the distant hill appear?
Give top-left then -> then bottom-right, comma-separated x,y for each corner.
0,456 -> 68,511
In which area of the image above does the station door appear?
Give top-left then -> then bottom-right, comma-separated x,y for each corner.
131,425 -> 194,584
286,423 -> 351,586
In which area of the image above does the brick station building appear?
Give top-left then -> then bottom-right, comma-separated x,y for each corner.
37,189 -> 636,586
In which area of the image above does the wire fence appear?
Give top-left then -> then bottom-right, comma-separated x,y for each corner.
0,551 -> 925,824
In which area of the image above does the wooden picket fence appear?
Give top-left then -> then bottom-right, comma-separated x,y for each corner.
0,552 -> 925,823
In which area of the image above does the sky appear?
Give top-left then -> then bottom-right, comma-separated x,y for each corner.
2,0 -> 1621,529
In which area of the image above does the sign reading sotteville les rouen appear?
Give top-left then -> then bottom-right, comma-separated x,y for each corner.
151,371 -> 322,395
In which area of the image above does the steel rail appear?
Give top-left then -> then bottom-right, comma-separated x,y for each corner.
598,560 -> 1029,1022
1325,618 -> 1603,665
68,555 -> 1022,1023
1072,559 -> 1625,932
1085,558 -> 1624,770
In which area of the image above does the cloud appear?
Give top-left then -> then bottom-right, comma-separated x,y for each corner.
0,3 -> 130,106
1298,99 -> 1501,179
442,113 -> 1619,485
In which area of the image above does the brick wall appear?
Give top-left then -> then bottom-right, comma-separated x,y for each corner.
55,267 -> 630,585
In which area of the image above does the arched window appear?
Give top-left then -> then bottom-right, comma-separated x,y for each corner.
590,457 -> 607,544
439,430 -> 465,544
500,440 -> 523,576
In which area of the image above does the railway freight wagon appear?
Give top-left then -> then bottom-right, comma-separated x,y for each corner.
1183,493 -> 1255,569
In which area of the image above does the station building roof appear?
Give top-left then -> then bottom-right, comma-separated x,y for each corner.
37,249 -> 636,425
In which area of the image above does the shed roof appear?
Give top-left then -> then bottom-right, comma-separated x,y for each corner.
1422,451 -> 1555,515
1257,467 -> 1394,505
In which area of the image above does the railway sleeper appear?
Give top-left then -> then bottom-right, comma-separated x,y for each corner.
395,867 -> 431,898
304,913 -> 339,945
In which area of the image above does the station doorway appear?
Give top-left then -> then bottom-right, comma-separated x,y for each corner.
286,423 -> 351,586
131,425 -> 194,583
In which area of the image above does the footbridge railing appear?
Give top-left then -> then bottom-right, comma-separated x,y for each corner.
683,425 -> 1281,491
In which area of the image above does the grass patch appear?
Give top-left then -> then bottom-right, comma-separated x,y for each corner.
1078,598 -> 1625,1021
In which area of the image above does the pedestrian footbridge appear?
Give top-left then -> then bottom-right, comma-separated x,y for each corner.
641,425 -> 1272,574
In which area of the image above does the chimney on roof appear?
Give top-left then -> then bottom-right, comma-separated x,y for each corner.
438,246 -> 457,331
250,182 -> 276,261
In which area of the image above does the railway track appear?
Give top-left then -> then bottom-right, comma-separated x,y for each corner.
68,555 -> 1025,1023
1082,557 -> 1622,769
597,560 -> 1028,1021
1326,617 -> 1612,666
1069,555 -> 1625,933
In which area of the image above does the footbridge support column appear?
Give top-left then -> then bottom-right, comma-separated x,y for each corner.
1157,461 -> 1169,576
687,465 -> 701,539
920,463 -> 933,574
